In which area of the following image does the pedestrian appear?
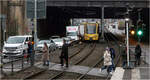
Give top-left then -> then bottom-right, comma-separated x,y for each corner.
135,44 -> 142,66
60,39 -> 68,68
27,41 -> 32,63
110,47 -> 115,70
100,47 -> 112,74
41,42 -> 50,66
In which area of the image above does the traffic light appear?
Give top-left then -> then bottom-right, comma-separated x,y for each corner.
137,29 -> 143,36
130,30 -> 135,35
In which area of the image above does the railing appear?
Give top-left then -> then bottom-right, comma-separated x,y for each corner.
0,51 -> 35,75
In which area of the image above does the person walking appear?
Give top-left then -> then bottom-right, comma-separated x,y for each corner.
110,47 -> 115,70
135,44 -> 142,66
41,42 -> 50,66
60,39 -> 69,68
100,47 -> 112,74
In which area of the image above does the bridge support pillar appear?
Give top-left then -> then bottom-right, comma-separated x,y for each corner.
101,6 -> 105,41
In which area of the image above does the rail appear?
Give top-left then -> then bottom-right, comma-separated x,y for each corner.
104,28 -> 123,80
49,43 -> 96,79
23,43 -> 87,79
0,51 -> 35,75
77,55 -> 104,79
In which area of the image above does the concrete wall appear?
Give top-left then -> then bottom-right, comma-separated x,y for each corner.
0,0 -> 28,48
0,0 -> 28,37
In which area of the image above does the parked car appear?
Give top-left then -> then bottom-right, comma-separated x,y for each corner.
36,40 -> 56,52
62,37 -> 72,45
2,35 -> 32,57
49,39 -> 57,51
52,38 -> 64,48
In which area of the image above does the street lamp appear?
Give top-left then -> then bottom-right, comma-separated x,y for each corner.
125,16 -> 130,67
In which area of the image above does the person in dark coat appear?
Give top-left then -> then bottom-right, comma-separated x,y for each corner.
110,47 -> 115,70
60,39 -> 68,68
135,44 -> 142,66
27,41 -> 32,63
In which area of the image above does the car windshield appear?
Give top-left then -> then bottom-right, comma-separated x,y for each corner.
7,37 -> 26,44
86,24 -> 96,34
53,39 -> 63,42
67,32 -> 77,36
38,40 -> 50,44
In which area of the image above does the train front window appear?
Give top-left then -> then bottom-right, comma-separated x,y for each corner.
86,24 -> 96,34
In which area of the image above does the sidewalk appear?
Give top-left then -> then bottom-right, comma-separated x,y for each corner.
111,43 -> 150,80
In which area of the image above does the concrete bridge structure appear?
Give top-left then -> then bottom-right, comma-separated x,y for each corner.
46,0 -> 149,8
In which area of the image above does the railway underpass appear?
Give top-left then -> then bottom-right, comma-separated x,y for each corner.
37,0 -> 149,39
0,0 -> 149,80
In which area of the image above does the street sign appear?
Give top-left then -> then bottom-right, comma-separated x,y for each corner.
26,0 -> 46,19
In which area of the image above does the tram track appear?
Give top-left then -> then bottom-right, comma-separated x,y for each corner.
48,43 -> 96,79
104,28 -> 123,80
1,43 -> 86,79
2,34 -> 122,80
26,43 -> 96,79
28,34 -> 119,80
22,43 -> 88,79
1,43 -> 84,70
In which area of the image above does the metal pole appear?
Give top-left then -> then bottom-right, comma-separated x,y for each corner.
126,21 -> 130,67
101,6 -> 104,40
34,0 -> 37,50
31,0 -> 37,66
137,9 -> 141,31
1,17 -> 3,50
3,17 -> 6,42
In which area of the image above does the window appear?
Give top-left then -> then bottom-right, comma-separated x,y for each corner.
86,24 -> 96,34
7,37 -> 26,44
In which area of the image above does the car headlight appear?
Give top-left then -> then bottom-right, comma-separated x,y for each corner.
18,46 -> 23,49
16,50 -> 21,53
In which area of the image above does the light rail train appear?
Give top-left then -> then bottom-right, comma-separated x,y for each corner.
83,22 -> 99,41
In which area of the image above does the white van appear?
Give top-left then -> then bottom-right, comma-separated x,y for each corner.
2,35 -> 32,57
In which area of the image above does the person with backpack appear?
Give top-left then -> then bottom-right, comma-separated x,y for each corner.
135,44 -> 142,66
110,47 -> 115,70
99,47 -> 112,74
